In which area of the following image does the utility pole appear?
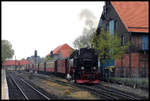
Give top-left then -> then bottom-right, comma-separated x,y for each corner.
35,50 -> 37,73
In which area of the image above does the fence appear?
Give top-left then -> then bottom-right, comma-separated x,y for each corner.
102,67 -> 149,89
108,67 -> 148,78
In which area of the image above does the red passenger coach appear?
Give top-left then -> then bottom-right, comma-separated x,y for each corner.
46,60 -> 55,72
39,63 -> 45,72
55,59 -> 68,77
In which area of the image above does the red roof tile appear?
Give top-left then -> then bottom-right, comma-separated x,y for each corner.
3,60 -> 30,66
111,1 -> 149,32
53,44 -> 74,58
19,60 -> 30,65
53,44 -> 63,54
3,60 -> 16,66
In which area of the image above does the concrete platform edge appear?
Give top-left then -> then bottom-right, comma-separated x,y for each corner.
1,69 -> 9,100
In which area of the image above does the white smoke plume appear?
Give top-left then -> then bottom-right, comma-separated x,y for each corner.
79,9 -> 97,29
73,9 -> 98,49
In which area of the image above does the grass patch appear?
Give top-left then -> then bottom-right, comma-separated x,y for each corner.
41,80 -> 98,99
69,91 -> 97,99
41,80 -> 72,90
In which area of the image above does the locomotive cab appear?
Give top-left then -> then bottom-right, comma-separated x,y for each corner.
68,48 -> 100,83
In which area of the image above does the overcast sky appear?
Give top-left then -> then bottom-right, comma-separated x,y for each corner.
2,1 -> 105,60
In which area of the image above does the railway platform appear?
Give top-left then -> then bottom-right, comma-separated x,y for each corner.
1,69 -> 9,100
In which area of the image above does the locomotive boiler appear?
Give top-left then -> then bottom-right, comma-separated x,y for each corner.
67,48 -> 100,83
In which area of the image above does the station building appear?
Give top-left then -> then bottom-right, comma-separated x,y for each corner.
97,1 -> 149,77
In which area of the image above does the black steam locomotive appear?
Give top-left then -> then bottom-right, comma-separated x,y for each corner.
67,48 -> 100,83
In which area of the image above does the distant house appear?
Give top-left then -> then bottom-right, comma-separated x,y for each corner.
49,43 -> 74,60
97,1 -> 149,77
26,56 -> 42,64
3,60 -> 30,70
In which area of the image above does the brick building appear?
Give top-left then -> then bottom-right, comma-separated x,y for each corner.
97,1 -> 149,77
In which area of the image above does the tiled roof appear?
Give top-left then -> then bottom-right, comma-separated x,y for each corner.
3,60 -> 30,66
111,1 -> 149,32
53,44 -> 64,54
53,43 -> 74,58
3,60 -> 16,66
60,49 -> 73,58
19,60 -> 30,65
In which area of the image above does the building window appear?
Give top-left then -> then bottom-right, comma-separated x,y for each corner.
114,20 -> 117,32
142,35 -> 148,50
99,19 -> 104,27
121,35 -> 125,46
109,20 -> 114,35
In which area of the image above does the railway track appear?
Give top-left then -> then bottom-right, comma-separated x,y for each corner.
6,71 -> 51,100
31,71 -> 146,100
94,84 -> 144,100
15,71 -> 147,100
6,72 -> 26,100
86,85 -> 138,100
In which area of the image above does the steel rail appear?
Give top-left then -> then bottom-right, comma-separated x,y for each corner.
17,71 -> 114,100
13,72 -> 51,100
9,73 -> 29,100
82,85 -> 119,100
20,71 -> 120,99
16,71 -> 144,100
95,85 -> 140,100
20,78 -> 50,100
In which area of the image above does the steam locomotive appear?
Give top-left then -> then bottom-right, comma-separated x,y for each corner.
25,48 -> 100,84
67,48 -> 99,83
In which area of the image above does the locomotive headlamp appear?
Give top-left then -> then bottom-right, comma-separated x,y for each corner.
93,67 -> 96,70
81,66 -> 84,70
